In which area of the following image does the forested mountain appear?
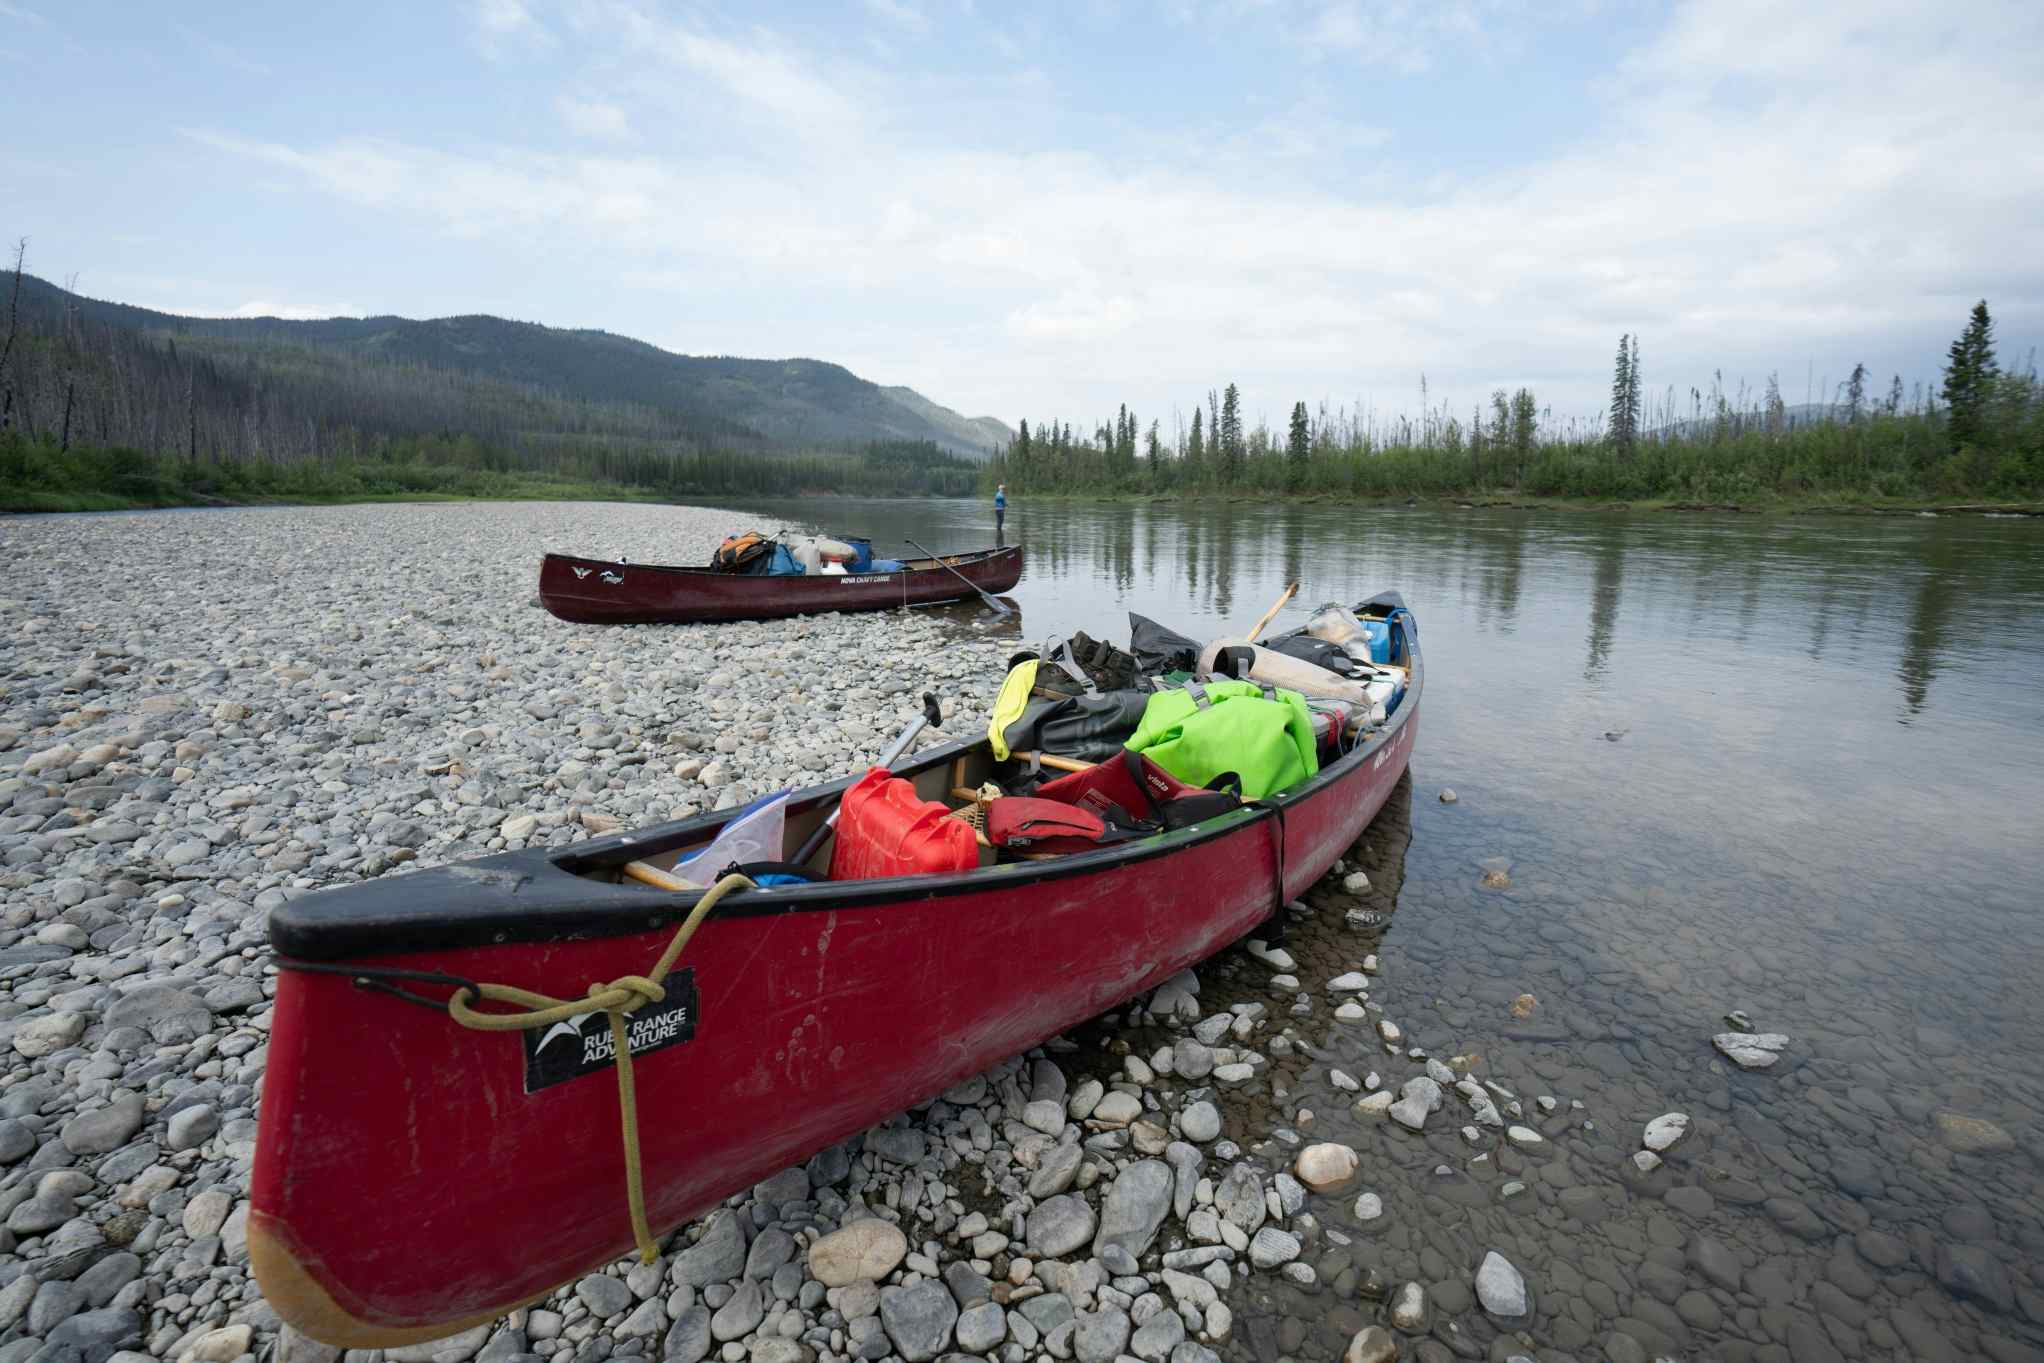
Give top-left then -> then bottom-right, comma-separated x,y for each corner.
1,274 -> 1011,460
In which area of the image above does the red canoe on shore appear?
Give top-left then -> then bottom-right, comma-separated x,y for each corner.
538,545 -> 1024,623
250,595 -> 1420,1346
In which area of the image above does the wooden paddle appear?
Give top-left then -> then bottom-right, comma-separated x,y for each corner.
906,538 -> 1013,617
1245,581 -> 1300,643
1012,751 -> 1093,774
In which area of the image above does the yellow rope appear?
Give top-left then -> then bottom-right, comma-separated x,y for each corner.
447,872 -> 755,1262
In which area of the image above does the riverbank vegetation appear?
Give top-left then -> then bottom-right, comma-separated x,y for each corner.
0,242 -> 980,511
984,305 -> 2043,506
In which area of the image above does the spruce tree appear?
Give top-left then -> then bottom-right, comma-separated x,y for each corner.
1941,299 -> 1997,451
1510,388 -> 1537,483
1845,363 -> 1868,424
1285,401 -> 1310,487
1609,334 -> 1633,456
1015,418 -> 1032,482
1887,375 -> 1903,416
1187,407 -> 1205,481
1627,335 -> 1643,445
1219,383 -> 1243,485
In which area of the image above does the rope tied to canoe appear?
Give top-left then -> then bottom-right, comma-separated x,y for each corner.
445,871 -> 754,1263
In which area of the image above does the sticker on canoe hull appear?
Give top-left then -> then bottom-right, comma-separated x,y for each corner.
522,969 -> 698,1093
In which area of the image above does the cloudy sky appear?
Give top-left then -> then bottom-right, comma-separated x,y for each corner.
5,0 -> 2040,434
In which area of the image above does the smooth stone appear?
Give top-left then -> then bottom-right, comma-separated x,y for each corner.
710,1281 -> 764,1342
1475,1251 -> 1529,1318
675,1212 -> 750,1287
1292,1142 -> 1359,1192
1247,1227 -> 1300,1270
1712,1031 -> 1789,1069
1029,1143 -> 1084,1198
809,1220 -> 908,1287
1344,1327 -> 1396,1363
1071,1307 -> 1130,1363
1179,1102 -> 1220,1143
1027,1195 -> 1097,1258
1093,1160 -> 1172,1260
878,1281 -> 956,1363
1642,1113 -> 1690,1152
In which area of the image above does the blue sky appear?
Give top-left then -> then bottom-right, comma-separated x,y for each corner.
4,0 -> 2040,436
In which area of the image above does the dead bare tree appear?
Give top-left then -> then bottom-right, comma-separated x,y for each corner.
0,238 -> 26,432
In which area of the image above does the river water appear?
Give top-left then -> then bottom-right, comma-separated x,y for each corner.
729,495 -> 2044,1362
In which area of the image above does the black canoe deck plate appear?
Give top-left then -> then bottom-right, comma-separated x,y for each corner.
521,968 -> 698,1093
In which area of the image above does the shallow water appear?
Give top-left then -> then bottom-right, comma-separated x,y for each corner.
731,495 -> 2044,1360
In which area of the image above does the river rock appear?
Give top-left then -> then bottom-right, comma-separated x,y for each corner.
675,1210 -> 749,1287
1293,1142 -> 1359,1191
1712,1031 -> 1790,1069
1213,1164 -> 1266,1234
1179,1100 -> 1221,1143
1643,1113 -> 1690,1152
1344,1327 -> 1397,1363
808,1219 -> 907,1287
104,986 -> 212,1045
710,1281 -> 764,1342
13,1011 -> 86,1058
879,1281 -> 955,1362
62,1095 -> 146,1155
1030,1143 -> 1084,1198
1093,1159 -> 1172,1260
1248,1227 -> 1300,1269
954,1300 -> 1005,1354
1091,1091 -> 1142,1126
48,1306 -> 142,1363
1390,1282 -> 1430,1332
1933,1110 -> 2016,1153
1071,1306 -> 1131,1363
1475,1251 -> 1529,1317
1027,1195 -> 1097,1257
664,1305 -> 712,1363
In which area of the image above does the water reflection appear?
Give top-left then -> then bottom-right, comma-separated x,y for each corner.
717,494 -> 2044,1352
1582,528 -> 1626,684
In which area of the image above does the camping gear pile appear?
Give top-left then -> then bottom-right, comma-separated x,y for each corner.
986,600 -> 1411,803
818,595 -> 1413,882
709,530 -> 905,577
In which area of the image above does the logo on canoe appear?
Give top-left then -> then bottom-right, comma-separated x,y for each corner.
572,567 -> 591,579
521,969 -> 698,1093
600,571 -> 624,584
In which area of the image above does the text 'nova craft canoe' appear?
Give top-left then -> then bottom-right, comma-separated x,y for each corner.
251,595 -> 1420,1346
538,545 -> 1024,624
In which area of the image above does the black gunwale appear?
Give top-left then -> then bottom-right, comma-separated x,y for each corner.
270,594 -> 1416,963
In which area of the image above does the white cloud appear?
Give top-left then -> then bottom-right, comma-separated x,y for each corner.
469,0 -> 554,56
174,24 -> 270,75
229,300 -> 366,321
556,95 -> 632,140
861,0 -> 927,33
0,1 -> 46,25
186,0 -> 2044,426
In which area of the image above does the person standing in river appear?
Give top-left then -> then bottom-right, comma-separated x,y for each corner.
994,484 -> 1007,542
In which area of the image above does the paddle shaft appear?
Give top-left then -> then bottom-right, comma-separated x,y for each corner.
906,538 -> 1012,616
790,692 -> 942,866
1245,581 -> 1300,643
1012,750 -> 1093,773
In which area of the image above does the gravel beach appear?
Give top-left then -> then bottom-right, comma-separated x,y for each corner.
0,503 -> 1430,1363
9,501 -> 2035,1363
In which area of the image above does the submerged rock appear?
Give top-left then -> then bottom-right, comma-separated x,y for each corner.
1933,1110 -> 2016,1154
1475,1251 -> 1529,1318
1712,1031 -> 1790,1069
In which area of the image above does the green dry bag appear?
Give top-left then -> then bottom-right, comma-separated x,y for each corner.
1124,680 -> 1317,800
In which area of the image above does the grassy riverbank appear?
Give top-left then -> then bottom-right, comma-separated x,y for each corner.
0,434 -> 974,513
1007,487 -> 2044,517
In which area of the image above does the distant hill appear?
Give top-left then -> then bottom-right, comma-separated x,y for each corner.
9,276 -> 1012,460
